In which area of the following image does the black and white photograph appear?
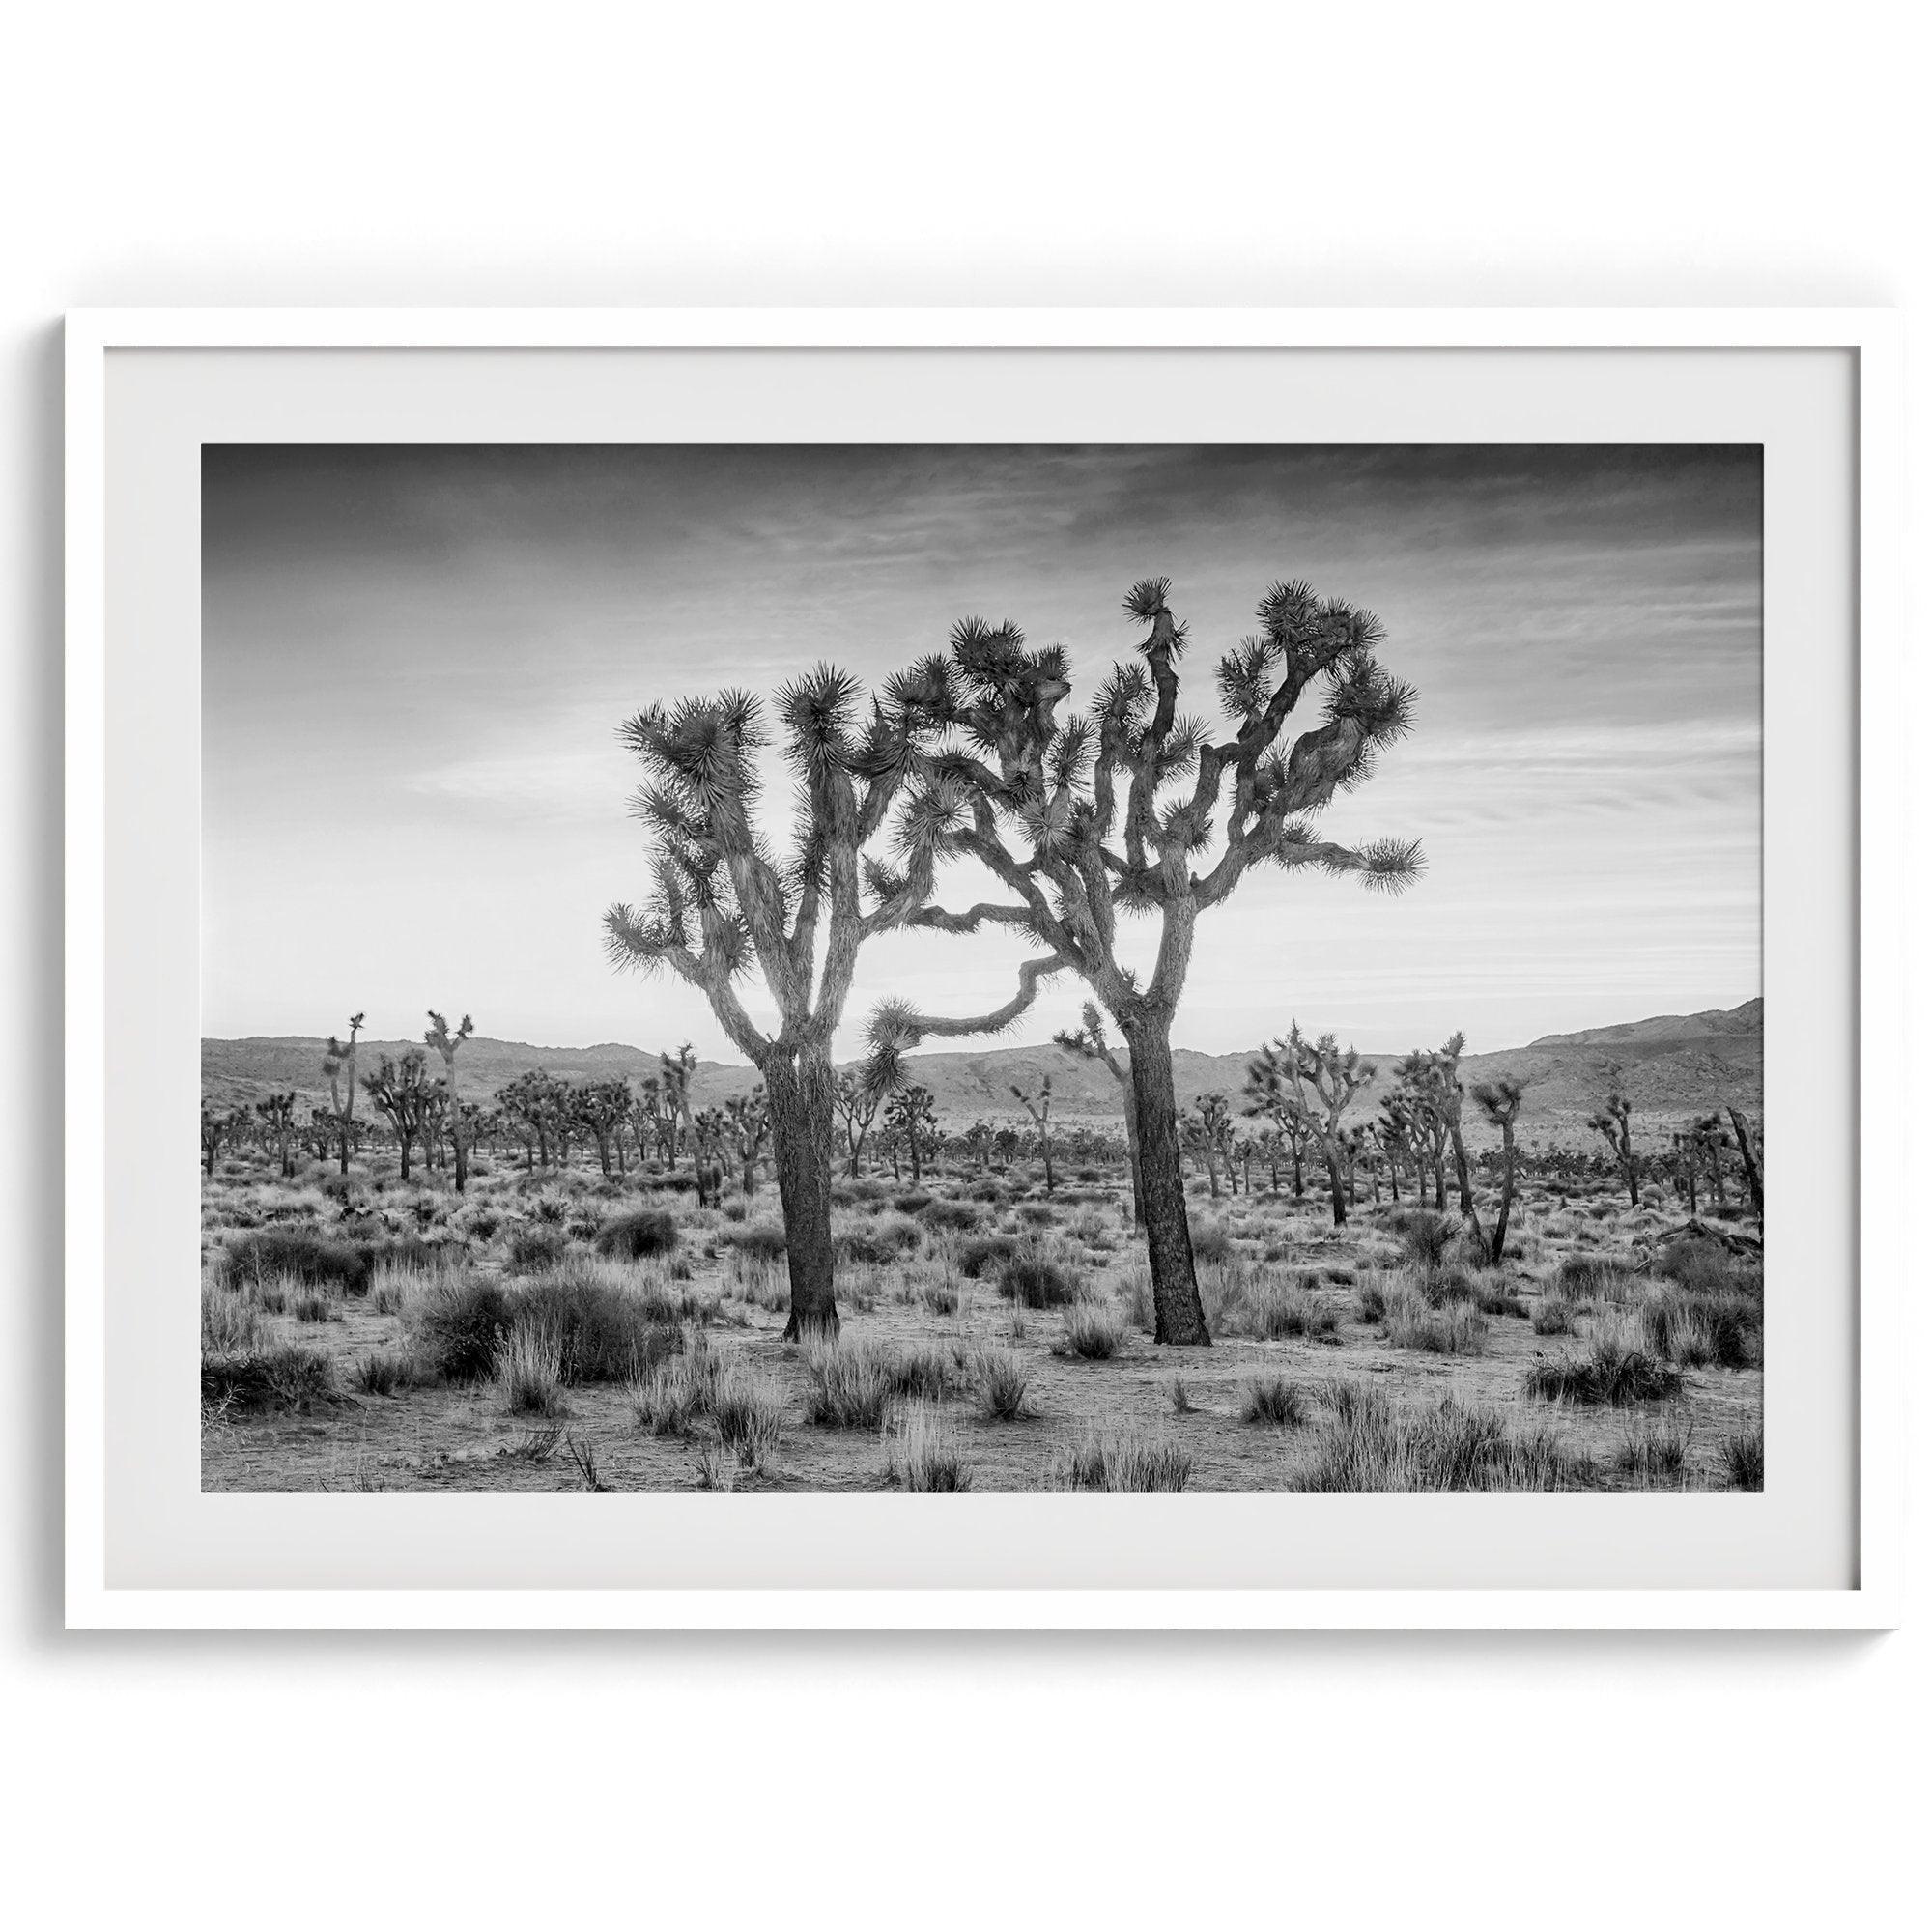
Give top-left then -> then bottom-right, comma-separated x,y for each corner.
198,440 -> 1766,1495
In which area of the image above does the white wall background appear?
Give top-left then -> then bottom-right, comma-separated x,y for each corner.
3,4 -> 1921,1925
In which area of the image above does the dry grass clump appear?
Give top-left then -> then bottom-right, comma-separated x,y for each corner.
497,1318 -> 568,1417
1239,1374 -> 1310,1428
1204,1261 -> 1340,1341
1637,1287 -> 1760,1370
712,1369 -> 785,1473
352,1350 -> 412,1397
833,1211 -> 923,1264
803,1339 -> 896,1430
1553,1253 -> 1639,1302
1190,1219 -> 1235,1264
1381,1280 -> 1489,1355
920,1197 -> 983,1233
1616,1410 -> 1694,1487
1721,1426 -> 1765,1492
1044,1427 -> 1192,1492
888,1403 -> 973,1492
201,1342 -> 338,1415
1293,1384 -> 1594,1492
201,1282 -> 263,1355
630,1332 -> 724,1435
505,1225 -> 569,1274
975,1348 -> 1036,1421
1052,1304 -> 1123,1360
998,1251 -> 1082,1308
1532,1297 -> 1576,1336
509,1264 -> 684,1383
956,1234 -> 1020,1279
1524,1310 -> 1685,1406
725,1217 -> 789,1261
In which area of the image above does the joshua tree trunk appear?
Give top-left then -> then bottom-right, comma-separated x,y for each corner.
1449,1122 -> 1479,1233
1322,1147 -> 1348,1227
1489,1122 -> 1517,1264
1124,1023 -> 1210,1346
1728,1106 -> 1763,1217
765,1048 -> 839,1343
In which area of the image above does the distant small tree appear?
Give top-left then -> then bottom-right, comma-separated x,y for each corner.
1589,1093 -> 1640,1208
964,1119 -> 995,1174
1727,1105 -> 1764,1218
1249,1025 -> 1377,1226
883,1084 -> 939,1186
1691,1111 -> 1731,1208
1010,1073 -> 1057,1193
254,1091 -> 299,1178
362,1049 -> 435,1182
320,1012 -> 366,1176
1191,1093 -> 1237,1197
575,1077 -> 635,1177
1054,1002 -> 1143,1224
200,1103 -> 247,1177
424,1010 -> 475,1190
724,1088 -> 773,1196
1241,1054 -> 1310,1199
1470,1077 -> 1523,1264
834,1067 -> 885,1178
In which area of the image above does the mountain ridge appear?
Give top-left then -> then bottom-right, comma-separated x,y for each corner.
203,998 -> 1761,1151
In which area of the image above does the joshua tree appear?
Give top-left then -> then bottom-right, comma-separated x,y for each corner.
1691,1111 -> 1731,1208
1671,1128 -> 1701,1216
320,1011 -> 366,1176
1249,1025 -> 1378,1227
658,1045 -> 698,1168
253,1091 -> 299,1178
1010,1073 -> 1057,1194
1727,1105 -> 1764,1217
423,1010 -> 475,1190
881,1083 -> 939,1186
1191,1093 -> 1237,1197
724,1088 -> 772,1196
863,578 -> 1418,1345
1054,1001 -> 1144,1224
964,1119 -> 994,1175
200,1103 -> 247,1177
1590,1093 -> 1641,1208
1470,1076 -> 1523,1264
362,1049 -> 435,1182
834,1066 -> 886,1179
603,668 -> 1027,1341
575,1077 -> 635,1177
499,1069 -> 568,1170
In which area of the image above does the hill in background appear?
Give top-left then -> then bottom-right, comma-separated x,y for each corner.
203,997 -> 1760,1151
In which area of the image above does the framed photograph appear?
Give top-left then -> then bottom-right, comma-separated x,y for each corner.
65,310 -> 1901,1629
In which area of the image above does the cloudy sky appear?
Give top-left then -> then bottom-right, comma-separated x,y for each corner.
202,443 -> 1760,1059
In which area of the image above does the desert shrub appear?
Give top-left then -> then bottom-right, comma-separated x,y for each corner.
1655,1234 -> 1746,1294
511,1267 -> 683,1383
201,1343 -> 337,1414
1017,1202 -> 1059,1228
1423,1265 -> 1478,1307
1240,1374 -> 1310,1428
1045,1428 -> 1191,1492
1532,1297 -> 1576,1336
893,1190 -> 934,1214
506,1226 -> 569,1275
289,1287 -> 341,1323
1525,1314 -> 1685,1406
405,1275 -> 516,1382
1553,1253 -> 1638,1302
459,1206 -> 502,1242
1052,1304 -> 1122,1360
1191,1219 -> 1234,1264
726,1217 -> 789,1261
1355,1277 -> 1389,1322
887,1343 -> 956,1402
713,1371 -> 785,1473
221,1229 -> 371,1295
593,1207 -> 681,1262
352,1350 -> 412,1396
201,1283 -> 262,1355
630,1343 -> 721,1436
1476,1285 -> 1529,1319
368,1235 -> 451,1275
834,1211 -> 922,1264
1293,1386 -> 1594,1492
497,1318 -> 568,1416
920,1278 -> 960,1316
1390,1208 -> 1459,1270
1616,1410 -> 1693,1486
957,1234 -> 1019,1279
639,1169 -> 698,1195
889,1405 -> 973,1492
833,1176 -> 892,1206
976,1348 -> 1035,1421
1722,1427 -> 1765,1492
919,1197 -> 983,1233
1167,1377 -> 1194,1415
998,1253 -> 1080,1308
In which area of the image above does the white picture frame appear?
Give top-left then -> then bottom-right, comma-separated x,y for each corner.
65,308 -> 1904,1631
